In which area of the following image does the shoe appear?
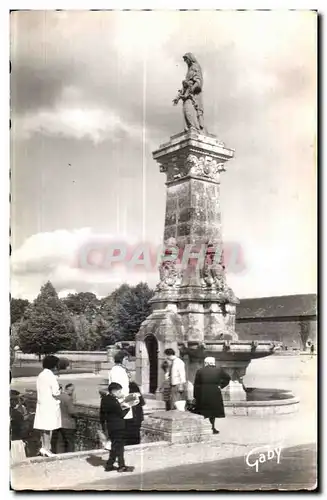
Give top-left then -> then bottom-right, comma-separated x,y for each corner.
212,429 -> 220,435
104,465 -> 117,472
117,466 -> 135,473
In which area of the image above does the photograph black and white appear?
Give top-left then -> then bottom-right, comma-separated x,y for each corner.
9,9 -> 317,491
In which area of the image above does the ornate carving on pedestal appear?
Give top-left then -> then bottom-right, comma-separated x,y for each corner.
199,245 -> 238,303
156,259 -> 181,291
187,154 -> 225,179
173,154 -> 225,182
160,154 -> 226,183
159,163 -> 168,174
156,239 -> 182,291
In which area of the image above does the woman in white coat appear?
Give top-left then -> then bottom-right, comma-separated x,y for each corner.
108,351 -> 133,420
33,355 -> 62,457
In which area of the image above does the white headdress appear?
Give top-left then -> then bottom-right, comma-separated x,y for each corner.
204,357 -> 216,366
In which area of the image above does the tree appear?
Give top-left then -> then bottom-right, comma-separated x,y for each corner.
99,284 -> 132,345
10,298 -> 30,325
62,292 -> 100,319
73,313 -> 102,351
90,314 -> 115,348
111,282 -> 154,342
17,281 -> 77,357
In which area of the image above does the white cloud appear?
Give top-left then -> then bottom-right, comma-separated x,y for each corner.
15,106 -> 142,144
11,228 -> 158,300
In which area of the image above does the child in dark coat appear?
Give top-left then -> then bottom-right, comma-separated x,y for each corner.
99,382 -> 135,473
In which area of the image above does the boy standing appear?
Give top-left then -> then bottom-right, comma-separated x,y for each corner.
52,383 -> 77,453
100,382 -> 135,473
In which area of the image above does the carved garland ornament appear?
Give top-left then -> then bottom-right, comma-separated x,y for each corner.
170,154 -> 225,181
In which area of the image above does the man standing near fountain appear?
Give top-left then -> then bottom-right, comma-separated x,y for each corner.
164,348 -> 186,410
193,357 -> 230,434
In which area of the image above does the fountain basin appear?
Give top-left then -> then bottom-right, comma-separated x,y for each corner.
179,340 -> 282,362
223,387 -> 300,416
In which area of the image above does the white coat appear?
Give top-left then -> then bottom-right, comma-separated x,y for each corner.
170,357 -> 186,386
108,365 -> 132,419
33,369 -> 62,431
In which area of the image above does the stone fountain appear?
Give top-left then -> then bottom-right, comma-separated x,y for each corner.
136,53 -> 298,442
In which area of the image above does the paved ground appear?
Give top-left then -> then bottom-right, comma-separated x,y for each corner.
11,437 -> 317,491
75,443 -> 317,491
11,404 -> 317,491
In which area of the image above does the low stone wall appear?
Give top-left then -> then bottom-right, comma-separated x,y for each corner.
15,350 -> 108,363
14,350 -> 136,373
21,391 -> 154,456
22,392 -> 105,453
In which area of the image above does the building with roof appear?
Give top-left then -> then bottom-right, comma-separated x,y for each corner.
236,293 -> 317,350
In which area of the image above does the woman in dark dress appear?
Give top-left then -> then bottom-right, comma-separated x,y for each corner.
193,357 -> 230,434
125,377 -> 145,445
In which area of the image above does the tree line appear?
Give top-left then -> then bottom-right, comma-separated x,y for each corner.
10,281 -> 154,358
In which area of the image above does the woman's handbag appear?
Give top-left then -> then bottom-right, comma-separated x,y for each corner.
186,399 -> 200,414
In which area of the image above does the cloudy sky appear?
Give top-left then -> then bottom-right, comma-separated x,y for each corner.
10,10 -> 317,300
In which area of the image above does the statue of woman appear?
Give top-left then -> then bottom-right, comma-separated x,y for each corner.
173,53 -> 205,133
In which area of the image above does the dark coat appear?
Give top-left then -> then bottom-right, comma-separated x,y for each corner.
193,366 -> 230,418
99,394 -> 129,434
128,382 -> 145,426
125,381 -> 145,446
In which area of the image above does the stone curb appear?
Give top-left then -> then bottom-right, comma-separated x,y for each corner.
12,441 -> 169,468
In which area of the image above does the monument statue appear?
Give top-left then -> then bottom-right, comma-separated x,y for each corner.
173,52 -> 205,133
136,52 -> 285,439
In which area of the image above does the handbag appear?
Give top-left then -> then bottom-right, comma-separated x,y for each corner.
186,399 -> 200,414
174,400 -> 186,411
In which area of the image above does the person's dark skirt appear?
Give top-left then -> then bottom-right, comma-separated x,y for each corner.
125,381 -> 145,446
125,419 -> 141,445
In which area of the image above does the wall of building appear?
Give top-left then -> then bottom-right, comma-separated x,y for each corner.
236,318 -> 317,349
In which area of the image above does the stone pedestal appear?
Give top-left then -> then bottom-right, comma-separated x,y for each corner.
141,410 -> 212,444
136,130 -> 239,396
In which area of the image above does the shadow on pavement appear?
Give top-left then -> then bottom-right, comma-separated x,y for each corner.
76,443 -> 317,491
86,455 -> 107,468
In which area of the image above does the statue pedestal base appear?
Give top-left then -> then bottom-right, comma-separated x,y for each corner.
141,410 -> 212,444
